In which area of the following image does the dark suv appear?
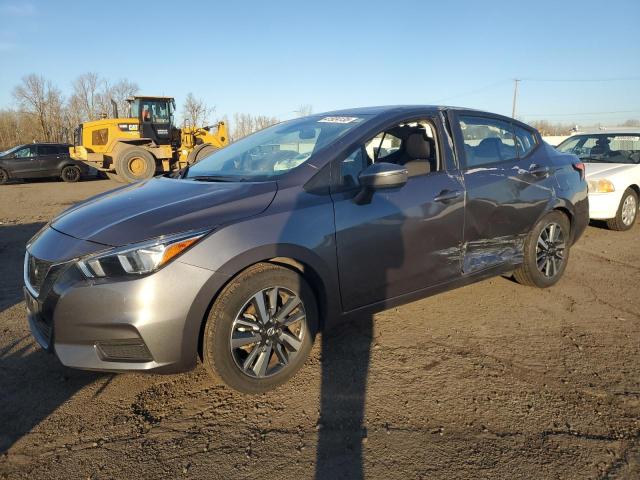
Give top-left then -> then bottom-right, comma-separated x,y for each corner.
24,106 -> 589,394
0,143 -> 87,184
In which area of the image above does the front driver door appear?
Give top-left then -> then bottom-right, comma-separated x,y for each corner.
331,118 -> 465,312
7,146 -> 39,178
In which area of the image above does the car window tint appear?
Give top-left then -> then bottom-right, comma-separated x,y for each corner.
459,116 -> 516,168
39,145 -> 58,155
514,125 -> 537,157
14,146 -> 36,158
57,145 -> 69,155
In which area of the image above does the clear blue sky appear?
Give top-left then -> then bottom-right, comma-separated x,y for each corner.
1,0 -> 639,126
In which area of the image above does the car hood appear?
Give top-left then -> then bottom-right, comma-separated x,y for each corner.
584,162 -> 637,179
51,176 -> 278,246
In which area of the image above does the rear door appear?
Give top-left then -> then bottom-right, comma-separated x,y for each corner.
330,114 -> 465,311
37,145 -> 63,176
6,145 -> 39,178
450,112 -> 553,273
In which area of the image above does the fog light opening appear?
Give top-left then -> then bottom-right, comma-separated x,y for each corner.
95,339 -> 153,363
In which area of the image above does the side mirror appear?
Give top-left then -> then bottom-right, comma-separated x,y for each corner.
354,162 -> 408,204
358,162 -> 408,190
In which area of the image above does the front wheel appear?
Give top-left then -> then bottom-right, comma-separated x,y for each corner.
203,263 -> 318,394
513,211 -> 571,288
115,147 -> 156,183
0,168 -> 8,184
606,188 -> 638,231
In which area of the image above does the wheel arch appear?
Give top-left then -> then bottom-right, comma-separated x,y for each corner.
190,245 -> 337,362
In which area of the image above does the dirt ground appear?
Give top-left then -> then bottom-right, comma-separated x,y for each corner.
0,178 -> 639,480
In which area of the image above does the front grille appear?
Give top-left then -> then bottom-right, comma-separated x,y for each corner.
25,253 -> 53,296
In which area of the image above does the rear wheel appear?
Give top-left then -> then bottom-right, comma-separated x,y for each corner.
513,211 -> 571,288
60,165 -> 81,183
606,188 -> 638,231
115,147 -> 156,183
203,263 -> 318,394
0,168 -> 8,184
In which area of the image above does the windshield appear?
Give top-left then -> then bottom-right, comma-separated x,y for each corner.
130,99 -> 173,124
557,134 -> 640,164
0,145 -> 22,157
185,115 -> 369,180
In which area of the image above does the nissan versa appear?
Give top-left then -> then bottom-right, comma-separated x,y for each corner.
24,106 -> 589,393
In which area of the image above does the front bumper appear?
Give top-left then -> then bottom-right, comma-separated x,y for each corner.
25,228 -> 217,374
588,191 -> 623,220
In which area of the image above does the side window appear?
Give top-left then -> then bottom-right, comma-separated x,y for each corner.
339,147 -> 368,189
513,125 -> 537,157
14,146 -> 35,158
39,145 -> 58,155
459,116 -> 516,168
57,145 -> 70,155
336,119 -> 441,189
365,132 -> 401,161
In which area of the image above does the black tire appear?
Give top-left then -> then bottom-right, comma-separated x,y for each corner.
60,165 -> 81,183
513,211 -> 571,288
187,143 -> 219,165
606,188 -> 638,231
115,147 -> 156,183
104,171 -> 125,183
203,263 -> 318,394
0,168 -> 8,185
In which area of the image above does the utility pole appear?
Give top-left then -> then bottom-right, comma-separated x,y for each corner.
511,79 -> 520,118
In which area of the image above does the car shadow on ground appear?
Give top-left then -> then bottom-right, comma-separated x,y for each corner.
0,222 -> 45,312
0,222 -> 102,453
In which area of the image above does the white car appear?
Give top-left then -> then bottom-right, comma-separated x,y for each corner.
556,130 -> 640,230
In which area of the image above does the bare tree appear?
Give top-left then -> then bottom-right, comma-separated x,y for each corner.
295,104 -> 313,117
622,119 -> 640,127
182,92 -> 214,126
103,79 -> 139,118
13,74 -> 63,141
70,72 -> 103,121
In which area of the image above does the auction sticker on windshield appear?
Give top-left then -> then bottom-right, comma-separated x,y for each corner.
318,116 -> 360,124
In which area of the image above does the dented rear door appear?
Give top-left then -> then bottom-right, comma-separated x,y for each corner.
449,111 -> 552,273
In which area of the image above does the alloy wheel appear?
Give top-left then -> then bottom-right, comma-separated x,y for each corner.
621,194 -> 637,226
230,286 -> 306,378
0,169 -> 7,184
63,167 -> 80,182
536,222 -> 566,278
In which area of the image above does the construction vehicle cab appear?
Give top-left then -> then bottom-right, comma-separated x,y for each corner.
70,95 -> 228,183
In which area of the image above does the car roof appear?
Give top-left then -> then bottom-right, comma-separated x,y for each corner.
318,105 -> 495,116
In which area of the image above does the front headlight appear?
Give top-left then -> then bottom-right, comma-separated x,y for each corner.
77,230 -> 209,278
588,179 -> 615,193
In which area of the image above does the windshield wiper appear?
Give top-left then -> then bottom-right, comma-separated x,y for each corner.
188,175 -> 246,182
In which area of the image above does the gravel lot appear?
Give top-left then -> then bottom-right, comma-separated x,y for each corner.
1,179 -> 639,479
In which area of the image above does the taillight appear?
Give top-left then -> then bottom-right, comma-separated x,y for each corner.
573,161 -> 585,180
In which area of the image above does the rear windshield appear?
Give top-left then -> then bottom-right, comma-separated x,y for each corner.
185,115 -> 369,181
557,134 -> 640,164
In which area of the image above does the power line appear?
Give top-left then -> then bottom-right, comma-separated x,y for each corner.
521,76 -> 640,83
432,79 -> 511,104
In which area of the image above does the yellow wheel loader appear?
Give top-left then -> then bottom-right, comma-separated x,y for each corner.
69,96 -> 228,183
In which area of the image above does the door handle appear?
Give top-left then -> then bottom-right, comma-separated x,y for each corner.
434,189 -> 462,203
528,164 -> 550,178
